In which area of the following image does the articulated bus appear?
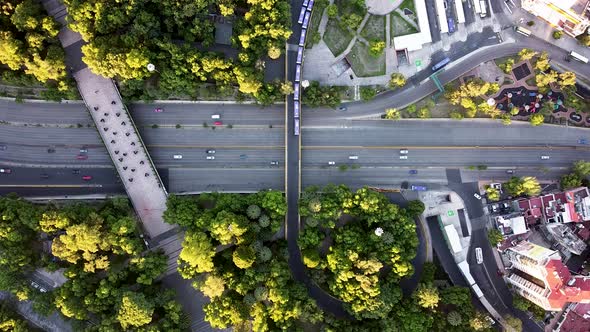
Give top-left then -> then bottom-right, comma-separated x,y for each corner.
570,51 -> 589,64
515,26 -> 531,37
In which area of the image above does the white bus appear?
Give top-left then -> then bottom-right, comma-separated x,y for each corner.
515,26 -> 532,37
454,0 -> 465,23
479,0 -> 487,18
570,51 -> 589,64
472,0 -> 482,14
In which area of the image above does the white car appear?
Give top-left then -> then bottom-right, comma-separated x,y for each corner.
399,155 -> 408,160
348,155 -> 358,160
0,168 -> 11,174
173,155 -> 183,159
206,156 -> 215,160
328,161 -> 336,165
474,193 -> 482,200
400,149 -> 409,154
541,155 -> 550,160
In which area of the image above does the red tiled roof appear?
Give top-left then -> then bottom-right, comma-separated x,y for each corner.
544,259 -> 590,310
559,303 -> 590,332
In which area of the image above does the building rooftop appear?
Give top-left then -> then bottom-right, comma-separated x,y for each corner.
557,303 -> 590,332
496,215 -> 528,237
546,224 -> 588,255
517,188 -> 590,225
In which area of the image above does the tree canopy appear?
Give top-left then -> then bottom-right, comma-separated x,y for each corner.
298,185 -> 419,319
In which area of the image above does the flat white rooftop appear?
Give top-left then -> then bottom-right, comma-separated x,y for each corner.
393,0 -> 432,51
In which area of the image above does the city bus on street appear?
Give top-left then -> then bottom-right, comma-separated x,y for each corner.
515,26 -> 531,37
431,57 -> 450,72
570,51 -> 589,64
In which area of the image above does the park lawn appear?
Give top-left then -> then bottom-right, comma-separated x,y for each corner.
335,0 -> 367,17
391,11 -> 418,37
305,2 -> 328,48
347,41 -> 385,77
361,15 -> 386,42
324,18 -> 354,57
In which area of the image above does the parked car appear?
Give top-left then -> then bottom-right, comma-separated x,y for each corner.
206,149 -> 216,154
0,168 -> 11,174
270,161 -> 279,166
206,156 -> 215,160
474,193 -> 482,200
154,108 -> 163,113
338,106 -> 347,111
76,154 -> 88,160
82,175 -> 92,181
399,155 -> 408,160
328,161 -> 336,165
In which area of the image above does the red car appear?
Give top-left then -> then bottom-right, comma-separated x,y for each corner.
154,108 -> 163,113
214,121 -> 223,126
76,155 -> 88,160
82,175 -> 92,181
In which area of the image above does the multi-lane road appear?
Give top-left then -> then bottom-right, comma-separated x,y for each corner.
1,102 -> 587,196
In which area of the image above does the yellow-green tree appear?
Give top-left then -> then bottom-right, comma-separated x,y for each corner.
385,108 -> 401,120
518,48 -> 537,62
116,292 -> 154,329
559,71 -> 576,87
415,284 -> 439,309
388,73 -> 406,89
534,52 -> 550,72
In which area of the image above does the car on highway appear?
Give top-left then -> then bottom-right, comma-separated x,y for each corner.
72,169 -> 80,175
0,145 -> 6,150
411,185 -> 427,191
211,114 -> 220,119
173,155 -> 183,159
399,155 -> 408,160
541,155 -> 550,160
474,193 -> 482,200
47,148 -> 55,153
270,161 -> 279,166
76,154 -> 88,160
400,149 -> 408,154
409,170 -> 418,174
475,247 -> 483,264
206,156 -> 215,160
79,147 -> 88,153
338,106 -> 347,111
0,168 -> 11,174
506,169 -> 514,174
214,121 -> 223,126
40,174 -> 49,179
328,161 -> 336,165
154,108 -> 163,113
206,149 -> 216,154
349,155 -> 358,160
82,175 -> 92,181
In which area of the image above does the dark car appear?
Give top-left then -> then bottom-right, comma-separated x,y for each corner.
47,148 -> 55,153
72,169 -> 80,175
409,170 -> 418,175
0,145 -> 6,150
40,174 -> 49,179
206,149 -> 216,154
270,161 -> 279,166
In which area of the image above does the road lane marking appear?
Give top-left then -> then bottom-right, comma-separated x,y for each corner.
302,145 -> 590,150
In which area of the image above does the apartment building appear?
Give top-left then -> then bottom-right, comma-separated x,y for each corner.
521,0 -> 590,37
506,241 -> 590,311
